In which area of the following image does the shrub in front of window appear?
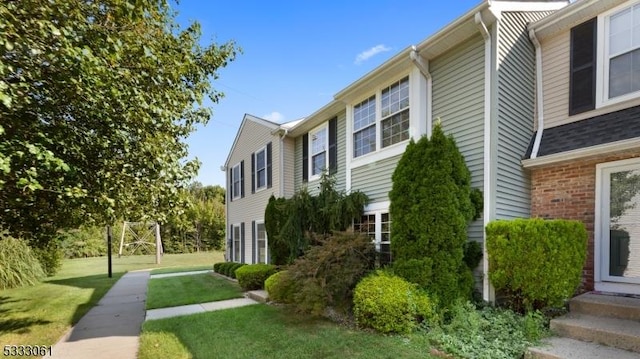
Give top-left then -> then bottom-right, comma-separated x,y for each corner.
287,231 -> 376,315
228,263 -> 246,279
353,270 -> 436,334
264,173 -> 368,265
265,270 -> 297,304
0,235 -> 46,289
389,122 -> 479,309
215,262 -> 233,276
235,264 -> 278,291
486,218 -> 587,311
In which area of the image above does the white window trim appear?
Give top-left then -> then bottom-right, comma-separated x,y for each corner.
594,157 -> 640,295
254,146 -> 268,192
346,69 -> 425,171
360,201 -> 391,252
596,0 -> 640,109
308,122 -> 329,181
232,223 -> 241,262
231,163 -> 241,200
255,220 -> 268,264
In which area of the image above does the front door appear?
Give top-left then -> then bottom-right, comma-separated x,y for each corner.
596,158 -> 640,294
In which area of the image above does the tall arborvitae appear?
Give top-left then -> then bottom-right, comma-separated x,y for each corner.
389,122 -> 477,307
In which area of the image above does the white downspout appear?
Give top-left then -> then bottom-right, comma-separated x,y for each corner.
279,129 -> 288,197
475,11 -> 493,303
529,29 -> 544,159
410,46 -> 433,138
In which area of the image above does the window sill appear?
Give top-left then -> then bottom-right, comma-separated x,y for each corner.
350,140 -> 409,169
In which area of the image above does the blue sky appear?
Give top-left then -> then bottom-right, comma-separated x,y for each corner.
176,0 -> 480,187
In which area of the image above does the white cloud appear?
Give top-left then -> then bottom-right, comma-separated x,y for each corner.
354,44 -> 391,65
263,111 -> 284,123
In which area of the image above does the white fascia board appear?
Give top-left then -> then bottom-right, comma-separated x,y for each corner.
521,138 -> 640,169
224,114 -> 279,167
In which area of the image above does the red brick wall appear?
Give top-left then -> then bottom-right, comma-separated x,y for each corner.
530,150 -> 640,291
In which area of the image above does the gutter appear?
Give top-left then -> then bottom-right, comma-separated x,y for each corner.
529,29 -> 543,159
475,11 -> 492,303
279,128 -> 288,196
410,46 -> 432,137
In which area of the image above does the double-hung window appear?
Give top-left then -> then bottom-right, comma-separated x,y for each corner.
352,76 -> 410,158
573,1 -> 640,113
381,77 -> 410,148
353,96 -> 377,157
232,163 -> 241,200
311,125 -> 328,177
605,2 -> 640,100
255,147 -> 267,190
233,224 -> 241,262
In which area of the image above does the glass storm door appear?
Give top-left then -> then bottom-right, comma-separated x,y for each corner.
601,162 -> 640,284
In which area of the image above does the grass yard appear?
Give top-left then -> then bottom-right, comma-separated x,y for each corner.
0,252 -> 223,347
140,304 -> 436,359
150,265 -> 212,275
146,273 -> 243,309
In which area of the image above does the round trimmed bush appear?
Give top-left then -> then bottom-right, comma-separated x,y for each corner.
0,236 -> 46,289
264,270 -> 296,303
353,271 -> 435,334
229,263 -> 246,279
235,264 -> 277,291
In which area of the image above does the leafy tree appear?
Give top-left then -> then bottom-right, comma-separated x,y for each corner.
161,184 -> 226,252
265,173 -> 368,265
0,1 -> 238,251
389,122 -> 478,308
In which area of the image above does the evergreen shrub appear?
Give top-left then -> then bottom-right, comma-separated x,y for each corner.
228,263 -> 246,279
0,236 -> 46,289
389,122 -> 478,307
235,264 -> 277,291
486,218 -> 587,311
265,270 -> 297,303
353,271 -> 436,334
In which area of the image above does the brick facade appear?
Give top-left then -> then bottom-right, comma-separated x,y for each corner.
530,149 -> 640,291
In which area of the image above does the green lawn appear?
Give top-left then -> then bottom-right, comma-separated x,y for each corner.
0,252 -> 223,346
146,273 -> 243,309
139,305 -> 436,359
150,265 -> 212,275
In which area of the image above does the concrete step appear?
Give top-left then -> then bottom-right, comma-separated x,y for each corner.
570,293 -> 640,321
246,290 -> 269,303
551,313 -> 640,353
526,337 -> 640,359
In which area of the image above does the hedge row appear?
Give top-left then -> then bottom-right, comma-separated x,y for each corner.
213,261 -> 246,279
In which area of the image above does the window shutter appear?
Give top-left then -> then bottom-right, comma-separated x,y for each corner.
251,152 -> 256,194
240,160 -> 245,198
266,142 -> 272,189
229,224 -> 233,261
240,222 -> 245,264
228,169 -> 233,202
302,133 -> 309,182
251,220 -> 256,263
569,18 -> 597,115
328,117 -> 337,175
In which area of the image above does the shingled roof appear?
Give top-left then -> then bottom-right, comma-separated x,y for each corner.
524,105 -> 640,159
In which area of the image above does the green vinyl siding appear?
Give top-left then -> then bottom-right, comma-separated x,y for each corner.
431,33 -> 485,242
495,12 -> 554,219
351,154 -> 402,203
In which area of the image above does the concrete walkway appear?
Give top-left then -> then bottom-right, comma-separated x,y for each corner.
45,269 -> 261,359
45,270 -> 150,359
